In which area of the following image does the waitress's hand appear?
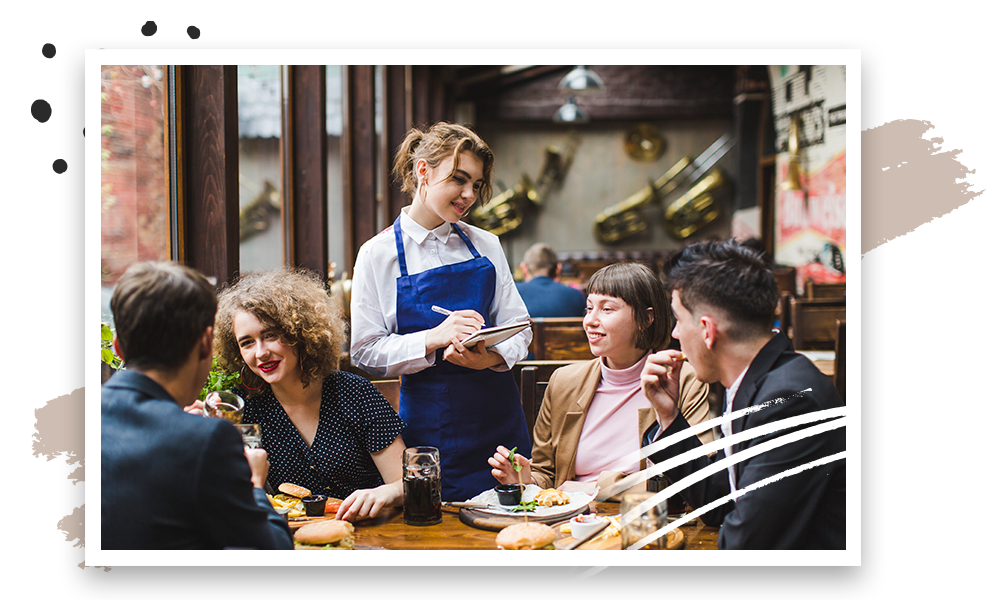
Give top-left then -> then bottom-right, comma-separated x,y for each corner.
425,309 -> 485,353
443,340 -> 504,370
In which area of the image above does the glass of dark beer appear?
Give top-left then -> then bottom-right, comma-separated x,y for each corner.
403,446 -> 442,526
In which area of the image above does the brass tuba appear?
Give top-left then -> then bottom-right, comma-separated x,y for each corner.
663,168 -> 726,239
468,174 -> 535,236
469,133 -> 578,236
593,133 -> 735,243
593,156 -> 692,243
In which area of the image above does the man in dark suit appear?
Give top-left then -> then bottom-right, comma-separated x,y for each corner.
515,243 -> 586,318
640,240 -> 846,549
101,262 -> 293,550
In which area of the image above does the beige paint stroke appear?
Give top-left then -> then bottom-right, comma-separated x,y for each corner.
33,388 -> 108,569
862,119 -> 983,253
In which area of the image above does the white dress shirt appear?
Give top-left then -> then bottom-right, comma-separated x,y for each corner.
350,207 -> 532,379
721,365 -> 750,497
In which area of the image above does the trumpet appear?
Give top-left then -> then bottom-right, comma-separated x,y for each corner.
593,156 -> 692,243
663,168 -> 726,239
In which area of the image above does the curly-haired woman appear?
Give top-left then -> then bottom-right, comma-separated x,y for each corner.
211,268 -> 407,522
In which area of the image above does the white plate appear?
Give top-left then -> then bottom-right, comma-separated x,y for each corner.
465,484 -> 598,518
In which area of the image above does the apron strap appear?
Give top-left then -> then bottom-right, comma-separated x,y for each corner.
392,217 -> 409,277
395,217 -> 482,277
451,223 -> 481,258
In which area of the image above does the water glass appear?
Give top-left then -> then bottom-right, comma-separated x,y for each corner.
236,423 -> 262,448
620,491 -> 669,550
403,446 -> 442,526
204,390 -> 244,424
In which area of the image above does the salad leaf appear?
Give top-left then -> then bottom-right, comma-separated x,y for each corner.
508,446 -> 522,472
510,500 -> 538,513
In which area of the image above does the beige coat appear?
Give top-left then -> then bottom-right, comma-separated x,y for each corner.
528,357 -> 713,500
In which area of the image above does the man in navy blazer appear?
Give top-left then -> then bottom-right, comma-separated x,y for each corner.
101,262 -> 293,550
515,243 -> 586,318
640,240 -> 846,549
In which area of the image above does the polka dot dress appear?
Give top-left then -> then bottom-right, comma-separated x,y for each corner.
242,371 -> 406,499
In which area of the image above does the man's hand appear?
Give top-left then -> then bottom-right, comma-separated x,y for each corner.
641,350 -> 685,429
244,448 -> 270,489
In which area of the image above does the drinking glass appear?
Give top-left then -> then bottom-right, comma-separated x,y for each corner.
204,390 -> 244,424
236,423 -> 262,448
403,446 -> 442,526
620,491 -> 669,550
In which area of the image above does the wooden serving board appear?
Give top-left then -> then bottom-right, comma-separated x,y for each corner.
553,524 -> 684,550
286,514 -> 339,530
458,504 -> 590,532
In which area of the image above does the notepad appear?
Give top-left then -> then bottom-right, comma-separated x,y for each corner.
460,320 -> 532,349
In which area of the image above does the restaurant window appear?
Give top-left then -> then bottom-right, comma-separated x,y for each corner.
237,65 -> 285,272
100,65 -> 168,324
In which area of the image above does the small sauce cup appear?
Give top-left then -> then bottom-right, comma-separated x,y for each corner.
302,494 -> 328,517
570,514 -> 607,540
494,484 -> 523,506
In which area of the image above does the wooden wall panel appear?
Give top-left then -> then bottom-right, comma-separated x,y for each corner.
180,65 -> 239,287
289,65 -> 329,277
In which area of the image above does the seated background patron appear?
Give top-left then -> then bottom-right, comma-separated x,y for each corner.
101,262 -> 293,550
515,242 -> 586,318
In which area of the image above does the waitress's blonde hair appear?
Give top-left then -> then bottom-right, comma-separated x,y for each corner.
391,122 -> 494,205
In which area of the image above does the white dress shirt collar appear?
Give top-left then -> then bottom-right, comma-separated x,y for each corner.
400,206 -> 454,244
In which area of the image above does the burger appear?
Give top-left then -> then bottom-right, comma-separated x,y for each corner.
278,482 -> 311,498
293,519 -> 355,550
495,522 -> 557,550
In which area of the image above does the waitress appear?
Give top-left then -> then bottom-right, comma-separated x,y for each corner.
350,122 -> 532,502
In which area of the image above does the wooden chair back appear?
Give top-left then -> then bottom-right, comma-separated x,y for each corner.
834,319 -> 846,401
773,266 -> 797,298
789,297 -> 847,350
529,317 -> 592,361
372,378 -> 401,413
805,278 -> 847,300
515,360 -> 588,433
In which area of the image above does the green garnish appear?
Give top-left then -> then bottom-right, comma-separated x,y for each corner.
510,500 -> 538,512
508,446 -> 522,472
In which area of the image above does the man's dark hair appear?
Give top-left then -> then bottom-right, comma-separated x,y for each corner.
666,239 -> 777,342
110,262 -> 217,372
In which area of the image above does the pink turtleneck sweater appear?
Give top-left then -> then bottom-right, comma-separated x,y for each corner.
572,353 -> 650,482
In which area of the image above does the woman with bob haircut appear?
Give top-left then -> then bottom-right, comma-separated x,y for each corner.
350,122 -> 532,502
488,262 -> 714,500
212,268 -> 407,522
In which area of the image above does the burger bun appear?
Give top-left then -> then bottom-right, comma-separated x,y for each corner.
495,522 -> 557,550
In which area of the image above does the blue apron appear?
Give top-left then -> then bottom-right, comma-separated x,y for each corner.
393,217 -> 531,502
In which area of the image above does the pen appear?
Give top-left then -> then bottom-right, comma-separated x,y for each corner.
431,305 -> 452,316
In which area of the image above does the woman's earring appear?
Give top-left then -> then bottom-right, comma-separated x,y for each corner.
240,364 -> 264,391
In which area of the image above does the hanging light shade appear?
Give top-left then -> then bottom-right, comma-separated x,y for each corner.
553,96 -> 589,123
558,65 -> 605,93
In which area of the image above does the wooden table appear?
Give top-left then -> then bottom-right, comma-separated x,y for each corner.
348,502 -> 719,550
